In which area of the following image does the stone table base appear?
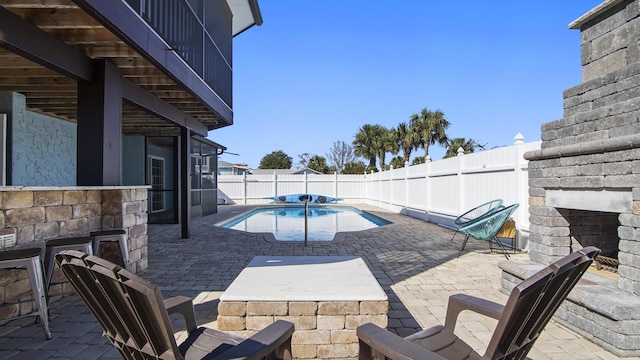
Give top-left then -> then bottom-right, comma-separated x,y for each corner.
217,256 -> 388,359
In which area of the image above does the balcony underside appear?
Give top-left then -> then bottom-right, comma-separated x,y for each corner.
0,0 -> 232,136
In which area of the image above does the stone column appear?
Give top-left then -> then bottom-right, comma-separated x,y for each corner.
101,188 -> 148,273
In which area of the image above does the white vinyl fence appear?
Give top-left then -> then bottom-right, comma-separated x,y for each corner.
218,137 -> 541,248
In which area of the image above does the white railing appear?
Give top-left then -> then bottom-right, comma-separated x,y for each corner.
218,137 -> 541,247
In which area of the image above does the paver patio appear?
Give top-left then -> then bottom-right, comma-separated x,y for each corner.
0,205 -> 633,359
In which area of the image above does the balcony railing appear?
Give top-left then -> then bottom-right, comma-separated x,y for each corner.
125,0 -> 232,106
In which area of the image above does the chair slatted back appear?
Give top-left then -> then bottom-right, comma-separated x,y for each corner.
56,250 -> 181,360
485,247 -> 599,360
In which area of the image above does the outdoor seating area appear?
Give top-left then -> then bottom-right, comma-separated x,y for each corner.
0,205 -> 622,359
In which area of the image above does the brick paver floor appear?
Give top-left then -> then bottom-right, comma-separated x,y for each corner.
0,204 -> 635,359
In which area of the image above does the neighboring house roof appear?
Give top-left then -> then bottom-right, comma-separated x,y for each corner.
219,160 -> 253,174
252,168 -> 323,175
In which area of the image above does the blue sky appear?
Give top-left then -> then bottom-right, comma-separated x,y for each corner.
213,1 -> 603,168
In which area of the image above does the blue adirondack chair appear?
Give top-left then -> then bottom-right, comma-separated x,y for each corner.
458,203 -> 519,259
450,199 -> 503,241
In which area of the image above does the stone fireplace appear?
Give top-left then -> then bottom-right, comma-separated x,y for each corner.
500,0 -> 640,357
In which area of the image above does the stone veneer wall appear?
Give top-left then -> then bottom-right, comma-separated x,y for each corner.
0,91 -> 77,186
217,300 -> 388,359
0,187 -> 148,321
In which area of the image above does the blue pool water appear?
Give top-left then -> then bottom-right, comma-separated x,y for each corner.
217,205 -> 389,241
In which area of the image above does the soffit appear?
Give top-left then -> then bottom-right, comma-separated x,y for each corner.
0,0 -> 229,136
228,0 -> 263,36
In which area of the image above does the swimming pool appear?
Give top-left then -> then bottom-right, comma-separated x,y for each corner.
217,205 -> 390,241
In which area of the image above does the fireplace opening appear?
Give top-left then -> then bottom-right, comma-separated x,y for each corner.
557,208 -> 620,273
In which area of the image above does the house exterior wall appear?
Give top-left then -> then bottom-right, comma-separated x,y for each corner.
0,92 -> 76,186
123,136 -> 146,186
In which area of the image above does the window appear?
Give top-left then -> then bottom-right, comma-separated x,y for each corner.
149,156 -> 165,212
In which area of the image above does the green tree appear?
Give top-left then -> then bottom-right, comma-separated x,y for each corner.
326,140 -> 356,173
307,155 -> 330,173
297,153 -> 311,168
412,156 -> 426,165
389,156 -> 405,169
374,126 -> 398,171
259,150 -> 292,169
410,108 -> 450,158
444,138 -> 486,158
393,121 -> 420,164
353,124 -> 382,168
343,161 -> 367,174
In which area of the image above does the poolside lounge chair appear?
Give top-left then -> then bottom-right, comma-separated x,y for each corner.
357,246 -> 600,360
450,199 -> 503,242
458,203 -> 519,259
55,250 -> 294,360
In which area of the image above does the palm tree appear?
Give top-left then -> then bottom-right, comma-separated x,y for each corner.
444,137 -> 486,158
410,108 -> 450,158
411,156 -> 426,165
353,124 -> 379,168
393,122 -> 420,164
307,154 -> 330,173
389,156 -> 405,169
374,126 -> 398,170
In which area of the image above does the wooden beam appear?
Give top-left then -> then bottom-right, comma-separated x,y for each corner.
0,67 -> 69,77
1,0 -> 78,9
9,8 -> 102,29
0,87 -> 75,93
0,77 -> 75,85
47,27 -> 120,44
23,92 -> 77,98
0,6 -> 93,81
75,43 -> 139,58
122,78 -> 208,136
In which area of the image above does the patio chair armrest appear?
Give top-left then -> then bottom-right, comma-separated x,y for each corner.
444,294 -> 504,331
211,320 -> 295,360
164,296 -> 197,333
357,323 -> 447,360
